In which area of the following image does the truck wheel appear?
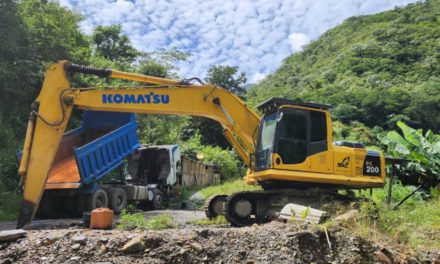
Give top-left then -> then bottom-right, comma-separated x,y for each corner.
109,188 -> 127,214
152,189 -> 164,210
85,188 -> 108,212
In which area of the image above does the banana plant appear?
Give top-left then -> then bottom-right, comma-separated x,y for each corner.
378,121 -> 440,187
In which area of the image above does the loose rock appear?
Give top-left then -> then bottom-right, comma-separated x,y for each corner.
70,256 -> 81,261
190,242 -> 203,252
333,209 -> 359,223
43,232 -> 63,245
99,244 -> 107,254
71,234 -> 87,244
375,250 -> 392,264
71,243 -> 81,250
121,236 -> 145,253
0,229 -> 27,242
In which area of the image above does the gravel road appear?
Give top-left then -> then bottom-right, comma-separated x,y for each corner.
0,209 -> 206,231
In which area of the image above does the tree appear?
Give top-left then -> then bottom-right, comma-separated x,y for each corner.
186,65 -> 248,148
91,25 -> 138,62
133,50 -> 191,146
205,65 -> 247,97
0,0 -> 89,190
0,0 -> 35,109
19,0 -> 88,64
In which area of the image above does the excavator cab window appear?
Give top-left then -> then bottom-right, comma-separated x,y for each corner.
275,110 -> 308,164
255,108 -> 328,170
255,114 -> 277,170
309,111 -> 328,155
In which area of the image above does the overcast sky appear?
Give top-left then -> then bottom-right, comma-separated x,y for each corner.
59,0 -> 416,83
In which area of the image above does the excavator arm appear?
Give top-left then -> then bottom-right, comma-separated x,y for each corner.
17,60 -> 260,228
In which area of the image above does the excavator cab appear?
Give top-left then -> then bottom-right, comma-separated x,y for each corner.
254,98 -> 331,172
247,97 -> 385,190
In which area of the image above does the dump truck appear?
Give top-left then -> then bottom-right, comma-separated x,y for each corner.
17,61 -> 386,227
36,110 -> 185,216
35,109 -> 219,217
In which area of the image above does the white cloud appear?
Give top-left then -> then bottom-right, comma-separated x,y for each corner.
251,72 -> 267,83
288,33 -> 311,53
62,0 -> 416,83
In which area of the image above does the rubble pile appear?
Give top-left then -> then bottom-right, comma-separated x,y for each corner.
0,222 -> 438,263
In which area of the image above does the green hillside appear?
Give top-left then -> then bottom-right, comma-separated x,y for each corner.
247,0 -> 440,132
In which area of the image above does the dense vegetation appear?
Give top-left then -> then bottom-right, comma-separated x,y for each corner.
0,0 -> 88,192
0,0 -> 242,202
379,121 -> 440,187
248,0 -> 440,135
350,182 -> 440,251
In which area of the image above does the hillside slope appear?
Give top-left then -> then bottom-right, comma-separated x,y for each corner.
247,0 -> 440,132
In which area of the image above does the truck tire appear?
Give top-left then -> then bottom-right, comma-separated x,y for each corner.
84,188 -> 108,212
152,189 -> 164,210
109,188 -> 127,214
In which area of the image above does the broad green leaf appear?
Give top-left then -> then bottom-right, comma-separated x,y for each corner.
386,131 -> 410,155
377,133 -> 393,146
410,151 -> 430,166
434,141 -> 440,154
397,121 -> 430,149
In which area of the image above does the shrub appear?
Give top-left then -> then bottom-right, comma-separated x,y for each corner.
181,133 -> 242,179
378,121 -> 440,187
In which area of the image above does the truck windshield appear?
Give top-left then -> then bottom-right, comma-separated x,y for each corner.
259,114 -> 276,151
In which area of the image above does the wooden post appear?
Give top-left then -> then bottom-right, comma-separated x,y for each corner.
386,164 -> 395,207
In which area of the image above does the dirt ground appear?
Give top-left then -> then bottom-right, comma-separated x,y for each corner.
0,209 -> 439,264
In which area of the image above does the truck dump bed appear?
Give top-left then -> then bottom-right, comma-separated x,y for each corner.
45,111 -> 140,189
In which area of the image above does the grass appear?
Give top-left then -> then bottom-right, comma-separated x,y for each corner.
199,178 -> 262,200
118,210 -> 175,230
194,178 -> 439,251
341,181 -> 440,251
188,215 -> 228,226
169,185 -> 202,207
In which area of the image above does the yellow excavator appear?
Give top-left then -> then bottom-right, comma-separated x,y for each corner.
16,61 -> 386,228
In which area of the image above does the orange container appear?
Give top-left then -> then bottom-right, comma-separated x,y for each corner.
90,208 -> 114,229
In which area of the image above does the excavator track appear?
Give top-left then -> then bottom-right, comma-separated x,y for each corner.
204,194 -> 228,220
224,191 -> 267,226
223,189 -> 357,227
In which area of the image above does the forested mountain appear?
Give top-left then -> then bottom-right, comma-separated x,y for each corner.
247,0 -> 439,133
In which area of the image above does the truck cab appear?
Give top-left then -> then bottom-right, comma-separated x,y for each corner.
124,144 -> 182,209
127,145 -> 181,188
